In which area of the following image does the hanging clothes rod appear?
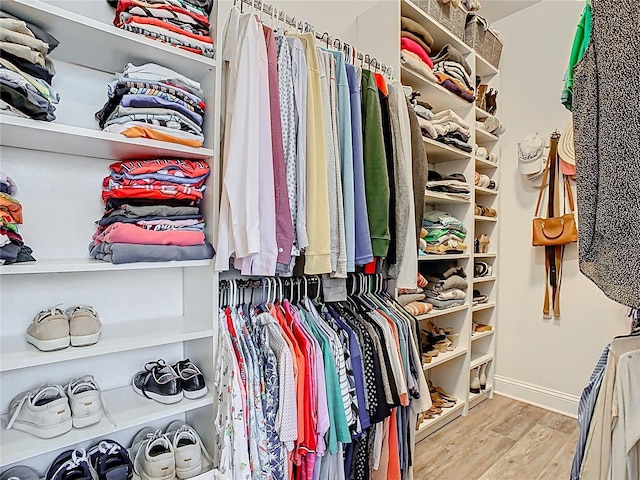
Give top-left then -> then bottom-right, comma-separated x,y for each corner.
235,0 -> 394,78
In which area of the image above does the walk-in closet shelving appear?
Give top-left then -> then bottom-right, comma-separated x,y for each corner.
0,0 -> 221,472
398,0 -> 501,441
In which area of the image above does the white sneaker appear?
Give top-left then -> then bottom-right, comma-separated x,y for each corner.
165,421 -> 213,479
66,376 -> 113,429
129,428 -> 175,480
6,385 -> 72,438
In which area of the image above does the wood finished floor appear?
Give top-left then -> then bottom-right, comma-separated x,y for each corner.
414,394 -> 579,479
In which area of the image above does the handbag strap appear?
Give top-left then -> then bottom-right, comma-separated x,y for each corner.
534,136 -> 574,217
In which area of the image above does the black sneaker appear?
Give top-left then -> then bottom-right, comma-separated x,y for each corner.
88,440 -> 133,480
132,360 -> 183,404
173,359 -> 207,400
45,449 -> 94,480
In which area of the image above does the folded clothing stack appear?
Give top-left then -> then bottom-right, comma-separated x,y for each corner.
90,159 -> 215,264
109,0 -> 214,58
419,109 -> 473,153
400,16 -> 436,82
431,44 -> 475,102
474,171 -> 498,190
0,12 -> 60,121
0,173 -> 35,265
398,275 -> 434,316
95,63 -> 206,148
422,210 -> 468,255
428,171 -> 470,199
423,260 -> 467,310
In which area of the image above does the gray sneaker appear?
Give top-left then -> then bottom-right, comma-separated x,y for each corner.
26,307 -> 70,352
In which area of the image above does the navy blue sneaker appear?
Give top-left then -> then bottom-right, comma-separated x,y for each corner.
45,449 -> 94,480
173,360 -> 207,399
88,440 -> 133,480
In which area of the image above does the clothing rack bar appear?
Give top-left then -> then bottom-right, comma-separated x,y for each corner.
235,0 -> 394,77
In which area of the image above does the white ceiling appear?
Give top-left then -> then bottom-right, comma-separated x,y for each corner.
479,0 -> 543,23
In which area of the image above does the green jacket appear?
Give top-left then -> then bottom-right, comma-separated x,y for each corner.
562,4 -> 592,110
361,70 -> 390,257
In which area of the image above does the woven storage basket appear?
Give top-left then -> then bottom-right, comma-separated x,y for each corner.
416,0 -> 466,37
487,31 -> 503,68
463,14 -> 485,52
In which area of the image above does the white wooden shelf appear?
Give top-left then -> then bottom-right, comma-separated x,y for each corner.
0,258 -> 212,275
419,253 -> 470,261
475,186 -> 498,196
0,386 -> 214,465
473,276 -> 496,284
474,215 -> 498,223
423,137 -> 473,163
0,317 -> 212,372
476,53 -> 499,79
475,157 -> 499,170
471,330 -> 494,342
416,304 -> 469,320
423,347 -> 467,371
401,67 -> 473,113
474,253 -> 497,259
475,106 -> 496,120
401,0 -> 471,55
416,401 -> 465,441
476,128 -> 500,144
0,116 -> 214,161
472,302 -> 496,312
424,191 -> 471,204
470,353 -> 494,369
1,0 -> 215,80
469,386 -> 493,408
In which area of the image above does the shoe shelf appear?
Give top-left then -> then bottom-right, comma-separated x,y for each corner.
475,157 -> 498,170
0,258 -> 212,275
423,347 -> 468,371
415,400 -> 465,441
0,386 -> 214,466
472,302 -> 496,313
476,128 -> 500,144
416,304 -> 469,320
470,330 -> 494,342
475,106 -> 496,120
419,253 -> 470,262
469,386 -> 493,409
475,186 -> 498,196
401,67 -> 472,113
474,215 -> 498,223
473,276 -> 496,284
423,137 -> 473,163
0,317 -> 213,372
424,191 -> 471,205
0,117 -> 215,162
476,53 -> 499,79
401,0 -> 471,56
470,353 -> 494,370
474,253 -> 497,259
0,0 -> 215,79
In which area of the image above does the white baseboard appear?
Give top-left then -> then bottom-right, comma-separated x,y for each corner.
494,375 -> 579,418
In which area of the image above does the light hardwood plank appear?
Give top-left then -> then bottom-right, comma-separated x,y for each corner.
537,409 -> 579,435
489,401 -> 545,441
478,423 -> 571,480
535,428 -> 580,480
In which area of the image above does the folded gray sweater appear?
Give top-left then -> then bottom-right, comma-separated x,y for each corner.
89,242 -> 215,264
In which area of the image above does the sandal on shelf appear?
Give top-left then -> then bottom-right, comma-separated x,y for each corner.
473,289 -> 489,305
473,322 -> 493,332
478,234 -> 490,253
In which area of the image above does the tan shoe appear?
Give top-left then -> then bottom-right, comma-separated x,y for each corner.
66,305 -> 101,347
25,306 -> 70,351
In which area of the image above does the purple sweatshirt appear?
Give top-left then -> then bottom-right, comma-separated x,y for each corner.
346,64 -> 374,265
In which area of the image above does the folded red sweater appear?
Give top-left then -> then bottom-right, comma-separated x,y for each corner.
401,37 -> 433,69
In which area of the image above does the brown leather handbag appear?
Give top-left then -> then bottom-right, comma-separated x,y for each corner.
532,133 -> 578,318
532,148 -> 578,246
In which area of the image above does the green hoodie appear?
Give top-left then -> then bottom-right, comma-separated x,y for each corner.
561,4 -> 592,110
361,70 -> 391,257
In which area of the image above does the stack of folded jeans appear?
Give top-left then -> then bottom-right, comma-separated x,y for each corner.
0,12 -> 60,121
423,261 -> 468,310
422,210 -> 468,255
110,0 -> 214,58
431,45 -> 475,102
0,173 -> 35,265
419,109 -> 473,153
427,171 -> 470,199
89,159 -> 215,264
95,63 -> 206,148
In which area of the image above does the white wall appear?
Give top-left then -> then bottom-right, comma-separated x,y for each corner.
492,0 -> 630,416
